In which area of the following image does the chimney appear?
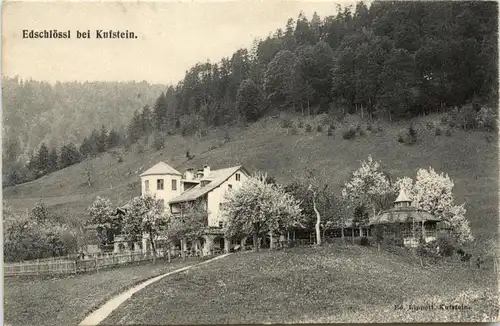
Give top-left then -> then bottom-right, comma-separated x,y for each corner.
184,168 -> 194,181
203,165 -> 210,178
196,169 -> 204,179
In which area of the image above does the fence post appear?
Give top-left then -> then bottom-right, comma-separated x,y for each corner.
95,256 -> 99,273
74,261 -> 77,275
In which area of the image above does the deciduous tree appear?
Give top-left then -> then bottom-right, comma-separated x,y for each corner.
223,173 -> 303,251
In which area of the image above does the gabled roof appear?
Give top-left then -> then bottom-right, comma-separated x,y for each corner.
395,188 -> 411,203
169,165 -> 247,204
140,162 -> 182,177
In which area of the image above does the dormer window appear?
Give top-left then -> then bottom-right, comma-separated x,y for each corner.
157,179 -> 164,190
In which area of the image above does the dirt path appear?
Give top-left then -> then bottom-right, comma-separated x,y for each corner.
78,254 -> 231,326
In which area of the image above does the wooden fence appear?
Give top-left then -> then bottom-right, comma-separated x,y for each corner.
4,250 -> 169,277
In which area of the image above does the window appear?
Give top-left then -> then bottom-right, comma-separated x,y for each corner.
157,179 -> 164,190
145,180 -> 149,192
172,179 -> 177,191
236,173 -> 241,181
219,221 -> 224,228
228,184 -> 232,190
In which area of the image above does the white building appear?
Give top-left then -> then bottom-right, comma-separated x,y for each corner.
139,161 -> 250,255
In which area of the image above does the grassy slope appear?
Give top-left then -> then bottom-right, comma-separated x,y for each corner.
4,114 -> 498,244
3,257 -> 202,326
103,246 -> 498,324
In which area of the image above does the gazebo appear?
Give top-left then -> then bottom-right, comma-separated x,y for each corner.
369,188 -> 441,247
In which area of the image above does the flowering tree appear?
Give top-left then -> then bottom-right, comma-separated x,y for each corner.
342,155 -> 393,217
4,202 -> 78,262
140,195 -> 168,263
122,195 -> 167,263
394,167 -> 474,244
167,200 -> 207,257
87,196 -> 119,246
223,173 -> 303,251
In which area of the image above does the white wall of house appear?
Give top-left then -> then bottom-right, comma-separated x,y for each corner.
206,169 -> 249,227
140,173 -> 182,209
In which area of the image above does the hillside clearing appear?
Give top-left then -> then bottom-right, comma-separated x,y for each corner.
4,114 -> 498,247
103,245 -> 498,324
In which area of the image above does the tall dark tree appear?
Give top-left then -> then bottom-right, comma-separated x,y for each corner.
236,79 -> 264,122
36,143 -> 50,177
48,147 -> 58,173
97,125 -> 108,153
106,128 -> 121,149
59,143 -> 81,169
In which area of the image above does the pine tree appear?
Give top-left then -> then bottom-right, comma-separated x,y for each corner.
36,143 -> 50,177
97,125 -> 108,153
48,147 -> 58,173
59,143 -> 81,169
106,129 -> 120,149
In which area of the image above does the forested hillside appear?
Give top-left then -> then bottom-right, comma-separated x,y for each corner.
3,1 -> 497,188
140,0 -> 497,135
2,78 -> 166,184
2,78 -> 164,158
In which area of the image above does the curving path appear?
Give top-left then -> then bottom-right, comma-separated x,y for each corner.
79,253 -> 231,326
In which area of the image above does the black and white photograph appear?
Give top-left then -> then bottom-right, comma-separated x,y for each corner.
1,1 -> 499,325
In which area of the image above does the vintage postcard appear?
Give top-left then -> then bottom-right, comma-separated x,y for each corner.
2,0 -> 499,325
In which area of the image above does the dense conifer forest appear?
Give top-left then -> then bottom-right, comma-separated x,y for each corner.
3,1 -> 498,187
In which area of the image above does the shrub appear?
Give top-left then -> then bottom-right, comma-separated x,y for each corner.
305,124 -> 312,133
280,118 -> 293,129
377,125 -> 384,133
342,128 -> 356,140
476,107 -> 497,132
397,134 -> 405,143
445,128 -> 452,137
288,127 -> 299,135
485,134 -> 494,143
440,115 -> 448,125
435,127 -> 442,136
297,121 -> 304,128
316,124 -> 323,132
407,123 -> 417,144
437,232 -> 455,257
366,123 -> 373,132
136,143 -> 145,154
426,121 -> 435,130
209,145 -> 218,151
327,126 -> 334,136
360,237 -> 370,246
358,127 -> 366,137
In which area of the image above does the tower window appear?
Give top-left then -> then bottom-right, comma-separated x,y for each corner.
157,179 -> 164,190
236,173 -> 240,181
145,180 -> 149,192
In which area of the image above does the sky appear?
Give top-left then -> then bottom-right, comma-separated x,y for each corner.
2,1 -> 357,85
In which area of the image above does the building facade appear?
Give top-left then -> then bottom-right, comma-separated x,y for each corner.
139,161 -> 250,255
